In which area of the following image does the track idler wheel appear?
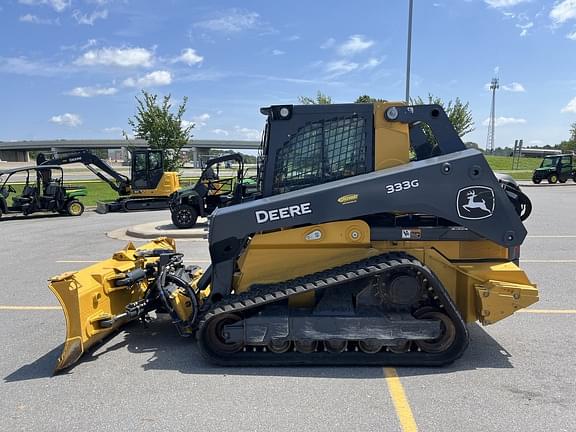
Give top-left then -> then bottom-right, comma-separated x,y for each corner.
414,308 -> 457,353
295,340 -> 318,353
268,339 -> 291,354
389,340 -> 411,354
203,313 -> 243,355
358,339 -> 384,354
325,339 -> 347,353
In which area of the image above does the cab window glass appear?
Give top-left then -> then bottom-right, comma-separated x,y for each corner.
149,152 -> 162,171
134,153 -> 147,172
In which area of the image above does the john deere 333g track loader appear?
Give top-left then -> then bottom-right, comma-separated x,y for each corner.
48,102 -> 538,371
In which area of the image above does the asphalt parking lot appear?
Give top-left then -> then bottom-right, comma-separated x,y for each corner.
1,186 -> 575,432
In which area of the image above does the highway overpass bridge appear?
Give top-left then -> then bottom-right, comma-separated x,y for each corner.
0,139 -> 260,164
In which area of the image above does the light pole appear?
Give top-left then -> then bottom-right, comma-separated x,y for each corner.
405,0 -> 414,103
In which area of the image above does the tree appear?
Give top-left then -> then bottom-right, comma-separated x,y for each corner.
354,95 -> 388,103
464,141 -> 481,151
570,122 -> 576,142
298,91 -> 332,105
411,94 -> 475,141
126,91 -> 193,171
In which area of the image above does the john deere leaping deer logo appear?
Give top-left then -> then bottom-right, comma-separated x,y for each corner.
456,186 -> 495,220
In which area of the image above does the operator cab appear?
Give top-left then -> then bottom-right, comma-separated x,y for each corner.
258,104 -> 373,198
131,149 -> 165,190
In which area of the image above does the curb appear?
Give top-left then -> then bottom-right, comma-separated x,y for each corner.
518,182 -> 576,188
110,219 -> 209,240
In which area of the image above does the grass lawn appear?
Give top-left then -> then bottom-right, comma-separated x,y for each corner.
483,155 -> 541,180
5,177 -> 201,207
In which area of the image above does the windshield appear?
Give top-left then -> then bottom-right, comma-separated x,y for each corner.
541,157 -> 560,168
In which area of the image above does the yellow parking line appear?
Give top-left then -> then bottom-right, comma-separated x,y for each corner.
384,367 -> 418,432
518,309 -> 576,314
0,306 -> 61,310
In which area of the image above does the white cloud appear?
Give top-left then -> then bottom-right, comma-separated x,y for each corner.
550,0 -> 576,24
567,30 -> 576,39
360,58 -> 382,70
529,139 -> 543,145
212,128 -> 229,136
235,126 -> 261,140
194,10 -> 260,33
181,120 -> 194,129
183,113 -> 210,129
482,116 -> 527,126
494,65 -> 500,75
103,127 -> 122,133
272,49 -> 285,56
325,60 -> 359,77
324,57 -> 381,77
50,113 -> 82,127
72,9 -> 108,25
123,70 -> 172,87
516,21 -> 533,36
502,82 -> 526,92
561,96 -> 576,112
0,56 -> 67,77
194,113 -> 210,122
320,38 -> 335,49
67,86 -> 117,97
19,14 -> 58,24
484,81 -> 525,92
75,47 -> 154,67
173,48 -> 203,65
338,35 -> 374,56
484,0 -> 529,8
19,0 -> 70,12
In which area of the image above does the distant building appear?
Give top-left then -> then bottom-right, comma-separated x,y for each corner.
520,148 -> 564,158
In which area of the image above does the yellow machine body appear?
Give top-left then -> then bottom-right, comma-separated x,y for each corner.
234,220 -> 538,324
128,171 -> 180,198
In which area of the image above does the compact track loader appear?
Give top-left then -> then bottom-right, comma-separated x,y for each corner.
48,102 -> 538,371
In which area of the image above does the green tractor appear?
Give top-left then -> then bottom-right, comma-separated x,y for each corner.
0,165 -> 86,219
532,154 -> 576,184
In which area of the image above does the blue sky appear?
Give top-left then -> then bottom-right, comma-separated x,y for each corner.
1,0 -> 576,149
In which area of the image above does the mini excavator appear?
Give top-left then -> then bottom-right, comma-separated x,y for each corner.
37,149 -> 180,213
48,102 -> 538,371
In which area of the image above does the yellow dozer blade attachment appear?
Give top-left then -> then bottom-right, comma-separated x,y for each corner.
48,237 -> 176,372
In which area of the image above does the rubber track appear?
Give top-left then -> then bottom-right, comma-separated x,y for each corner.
197,253 -> 469,366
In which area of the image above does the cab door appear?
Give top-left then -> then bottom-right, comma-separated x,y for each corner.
560,155 -> 572,181
131,150 -> 165,190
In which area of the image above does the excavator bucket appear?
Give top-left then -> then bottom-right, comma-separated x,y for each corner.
48,237 -> 176,372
